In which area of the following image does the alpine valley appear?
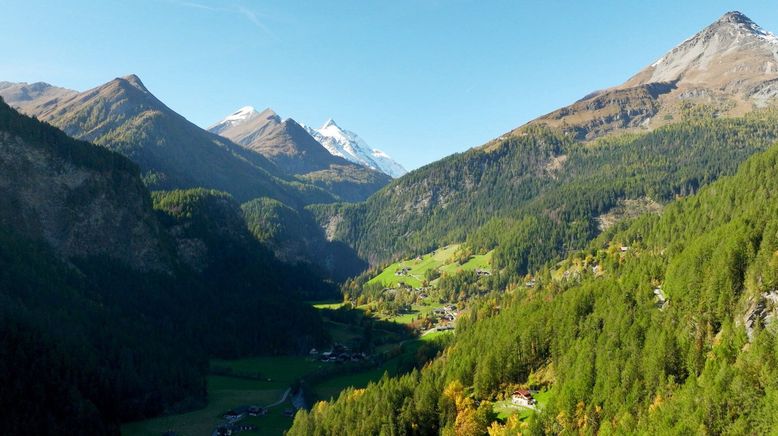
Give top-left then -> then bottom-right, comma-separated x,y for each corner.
3,8 -> 778,436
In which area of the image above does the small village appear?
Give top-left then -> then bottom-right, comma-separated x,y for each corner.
309,343 -> 368,363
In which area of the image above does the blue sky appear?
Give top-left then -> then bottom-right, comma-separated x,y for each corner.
2,1 -> 777,170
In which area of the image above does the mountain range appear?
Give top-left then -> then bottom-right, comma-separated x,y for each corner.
208,106 -> 391,202
5,8 -> 778,435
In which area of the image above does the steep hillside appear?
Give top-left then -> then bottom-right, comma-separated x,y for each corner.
0,75 -> 334,205
242,197 -> 367,280
0,100 -> 334,433
315,113 -> 778,271
289,121 -> 778,436
0,96 -> 168,271
528,11 -> 778,140
210,106 -> 391,201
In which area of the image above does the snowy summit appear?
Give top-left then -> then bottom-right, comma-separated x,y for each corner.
305,119 -> 407,178
209,106 -> 260,134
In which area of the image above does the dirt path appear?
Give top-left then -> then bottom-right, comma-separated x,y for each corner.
265,387 -> 291,408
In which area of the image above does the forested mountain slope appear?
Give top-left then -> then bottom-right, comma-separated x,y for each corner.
289,124 -> 778,435
0,100 -> 332,434
316,112 -> 778,274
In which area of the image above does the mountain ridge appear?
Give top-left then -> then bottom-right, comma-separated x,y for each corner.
209,105 -> 392,202
304,118 -> 407,178
0,75 -> 337,205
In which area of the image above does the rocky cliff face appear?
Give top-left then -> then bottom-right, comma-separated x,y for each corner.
0,100 -> 169,271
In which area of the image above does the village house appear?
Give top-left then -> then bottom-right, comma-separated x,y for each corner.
475,268 -> 491,277
511,389 -> 536,407
394,266 -> 411,276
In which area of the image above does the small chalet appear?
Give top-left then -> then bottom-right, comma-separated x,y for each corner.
511,389 -> 536,407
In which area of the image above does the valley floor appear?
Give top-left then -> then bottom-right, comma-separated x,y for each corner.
122,308 -> 448,436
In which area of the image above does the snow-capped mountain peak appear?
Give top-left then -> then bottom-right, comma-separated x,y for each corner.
209,106 -> 261,134
305,119 -> 407,178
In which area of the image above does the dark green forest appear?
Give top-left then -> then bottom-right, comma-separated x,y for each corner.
0,101 -> 337,434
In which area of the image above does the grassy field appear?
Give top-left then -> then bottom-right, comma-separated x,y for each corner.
122,376 -> 286,436
367,244 -> 494,289
307,300 -> 345,310
123,357 -> 327,436
383,300 -> 439,324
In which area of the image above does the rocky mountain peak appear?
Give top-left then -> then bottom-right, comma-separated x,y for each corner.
119,74 -> 150,93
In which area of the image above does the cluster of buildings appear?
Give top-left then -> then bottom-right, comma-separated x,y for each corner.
310,343 -> 367,363
394,266 -> 411,276
431,305 -> 458,330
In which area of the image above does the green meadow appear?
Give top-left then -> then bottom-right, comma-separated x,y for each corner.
367,244 -> 493,289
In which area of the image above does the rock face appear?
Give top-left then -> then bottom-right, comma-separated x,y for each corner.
529,11 -> 778,140
0,99 -> 169,271
744,291 -> 778,340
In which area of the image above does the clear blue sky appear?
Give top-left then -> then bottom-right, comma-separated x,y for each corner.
2,1 -> 777,170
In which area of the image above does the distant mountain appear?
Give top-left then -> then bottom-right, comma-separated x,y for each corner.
0,75 -> 334,205
0,80 -> 76,114
304,119 -> 407,178
528,11 -> 778,140
210,106 -> 391,202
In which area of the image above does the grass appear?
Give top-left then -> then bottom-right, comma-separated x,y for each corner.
383,301 -> 438,324
123,357 -> 323,436
310,332 -> 452,402
211,356 -> 324,386
439,251 -> 493,275
323,319 -> 364,345
122,376 -> 285,436
307,300 -> 345,310
367,244 -> 494,289
368,244 -> 462,288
